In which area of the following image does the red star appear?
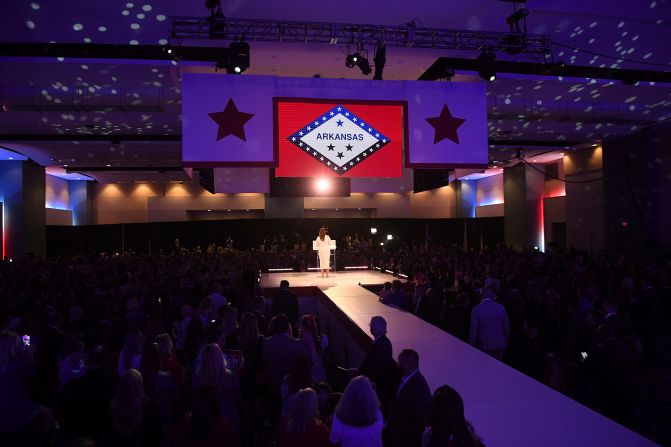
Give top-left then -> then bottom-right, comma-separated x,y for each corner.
208,98 -> 254,141
426,104 -> 466,144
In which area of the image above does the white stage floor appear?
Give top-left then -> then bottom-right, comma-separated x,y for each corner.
261,270 -> 657,447
260,270 -> 396,290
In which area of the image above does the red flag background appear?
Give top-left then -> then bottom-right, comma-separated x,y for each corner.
274,99 -> 405,178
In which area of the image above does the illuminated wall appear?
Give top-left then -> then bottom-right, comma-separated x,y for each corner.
94,180 -> 460,224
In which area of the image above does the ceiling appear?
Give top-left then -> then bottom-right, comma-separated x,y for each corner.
0,0 -> 670,182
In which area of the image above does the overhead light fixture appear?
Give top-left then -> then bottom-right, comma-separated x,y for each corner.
373,45 -> 386,80
477,51 -> 497,82
357,56 -> 372,76
217,41 -> 250,74
345,51 -> 371,75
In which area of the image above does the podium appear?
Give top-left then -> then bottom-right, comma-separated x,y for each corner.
312,239 -> 336,270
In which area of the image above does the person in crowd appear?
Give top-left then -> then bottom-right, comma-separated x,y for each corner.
314,382 -> 333,424
416,287 -> 444,327
271,280 -> 299,328
125,298 -> 147,331
280,356 -> 314,416
379,282 -> 393,301
299,315 -> 327,382
469,287 -> 510,361
156,332 -> 184,388
208,283 -> 229,315
110,369 -> 163,447
388,349 -> 432,447
422,385 -> 483,447
330,375 -> 384,447
194,343 -> 241,435
176,305 -> 194,351
583,322 -> 639,422
263,314 -> 309,393
59,338 -> 87,389
35,310 -> 64,405
603,301 -> 632,339
444,293 -> 470,342
345,316 -> 396,408
275,387 -> 331,447
169,384 -> 236,447
118,329 -> 144,375
220,306 -> 240,350
0,331 -> 55,444
381,280 -> 407,310
61,344 -> 117,442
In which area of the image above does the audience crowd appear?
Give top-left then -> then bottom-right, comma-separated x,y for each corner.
0,249 -> 483,447
1,240 -> 669,446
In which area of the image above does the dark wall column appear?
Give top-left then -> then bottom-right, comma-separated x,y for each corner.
564,146 -> 604,254
503,162 -> 545,250
454,180 -> 476,219
602,123 -> 671,257
0,160 -> 45,257
69,180 -> 95,225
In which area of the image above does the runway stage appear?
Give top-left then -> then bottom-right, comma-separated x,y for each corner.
260,269 -> 397,290
261,270 -> 656,447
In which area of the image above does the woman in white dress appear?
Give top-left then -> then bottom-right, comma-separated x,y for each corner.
315,228 -> 331,278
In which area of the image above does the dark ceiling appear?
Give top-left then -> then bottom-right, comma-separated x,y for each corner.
0,0 -> 669,178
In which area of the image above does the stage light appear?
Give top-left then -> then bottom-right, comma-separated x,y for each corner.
370,227 -> 377,234
373,46 -> 386,80
219,41 -> 250,74
316,177 -> 331,193
357,56 -> 372,76
477,51 -> 497,82
386,234 -> 393,240
345,53 -> 358,68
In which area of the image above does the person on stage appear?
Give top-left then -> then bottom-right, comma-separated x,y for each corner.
315,228 -> 332,278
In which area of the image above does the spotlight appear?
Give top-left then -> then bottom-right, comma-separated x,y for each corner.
357,56 -> 372,76
316,177 -> 331,193
222,41 -> 250,74
373,46 -> 386,80
477,51 -> 497,82
370,227 -> 377,234
386,234 -> 393,241
506,8 -> 529,27
345,53 -> 360,68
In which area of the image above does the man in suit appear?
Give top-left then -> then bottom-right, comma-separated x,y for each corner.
262,313 -> 308,393
469,287 -> 510,360
388,349 -> 432,447
271,280 -> 299,327
357,316 -> 396,410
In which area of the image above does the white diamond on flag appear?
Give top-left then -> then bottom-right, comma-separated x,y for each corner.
287,105 -> 391,175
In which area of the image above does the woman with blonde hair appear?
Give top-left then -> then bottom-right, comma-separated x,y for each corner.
110,369 -> 162,446
330,375 -> 383,447
275,387 -> 330,447
194,343 -> 241,435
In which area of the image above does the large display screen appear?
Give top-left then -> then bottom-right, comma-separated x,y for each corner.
274,98 -> 405,178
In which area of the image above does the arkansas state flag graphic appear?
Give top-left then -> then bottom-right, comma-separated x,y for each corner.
275,99 -> 404,178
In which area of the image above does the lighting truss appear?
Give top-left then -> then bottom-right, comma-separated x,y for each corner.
169,17 -> 551,56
